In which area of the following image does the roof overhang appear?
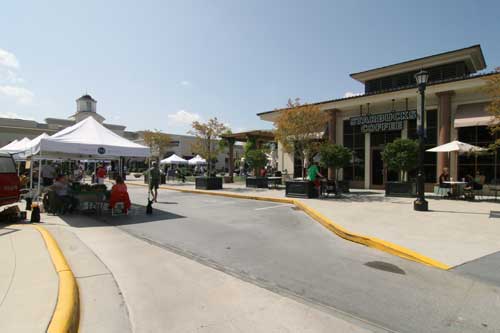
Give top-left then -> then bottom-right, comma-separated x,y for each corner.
350,45 -> 487,83
221,130 -> 275,142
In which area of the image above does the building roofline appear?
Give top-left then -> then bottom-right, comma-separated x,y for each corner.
350,44 -> 486,83
257,71 -> 498,117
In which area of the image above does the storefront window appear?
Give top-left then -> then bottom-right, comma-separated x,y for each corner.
458,126 -> 498,183
408,109 -> 437,182
343,120 -> 365,181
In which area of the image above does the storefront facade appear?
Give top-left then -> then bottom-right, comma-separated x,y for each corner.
258,45 -> 498,189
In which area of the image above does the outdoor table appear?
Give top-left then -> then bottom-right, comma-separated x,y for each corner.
267,177 -> 282,189
74,191 -> 108,215
443,181 -> 467,198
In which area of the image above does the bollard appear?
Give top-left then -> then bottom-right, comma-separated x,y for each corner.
30,203 -> 41,222
146,199 -> 153,215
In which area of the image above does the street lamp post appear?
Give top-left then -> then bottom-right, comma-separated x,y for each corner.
414,70 -> 429,212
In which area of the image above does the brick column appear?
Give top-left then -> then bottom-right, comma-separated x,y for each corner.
436,91 -> 454,181
327,109 -> 337,180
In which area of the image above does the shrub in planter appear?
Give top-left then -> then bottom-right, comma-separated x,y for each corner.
245,148 -> 268,185
381,138 -> 418,197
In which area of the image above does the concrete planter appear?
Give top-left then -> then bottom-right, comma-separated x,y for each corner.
285,180 -> 318,198
385,181 -> 416,197
246,177 -> 269,188
195,177 -> 223,190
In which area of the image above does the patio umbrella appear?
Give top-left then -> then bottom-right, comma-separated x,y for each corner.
426,140 -> 487,153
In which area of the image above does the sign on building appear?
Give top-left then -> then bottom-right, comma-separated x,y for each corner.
349,110 -> 417,133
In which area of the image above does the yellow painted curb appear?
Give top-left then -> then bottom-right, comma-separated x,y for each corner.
34,225 -> 80,333
127,181 -> 450,270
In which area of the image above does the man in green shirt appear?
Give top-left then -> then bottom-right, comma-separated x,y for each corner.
148,161 -> 161,202
307,162 -> 324,197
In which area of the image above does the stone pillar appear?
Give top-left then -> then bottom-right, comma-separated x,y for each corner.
327,109 -> 337,180
436,91 -> 454,180
228,139 -> 235,183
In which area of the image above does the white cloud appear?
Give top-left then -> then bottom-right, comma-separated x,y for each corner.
180,80 -> 190,86
343,91 -> 361,98
0,68 -> 24,84
0,111 -> 34,120
167,109 -> 201,124
0,49 -> 20,69
0,85 -> 34,105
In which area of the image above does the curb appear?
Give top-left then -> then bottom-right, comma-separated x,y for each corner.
34,225 -> 80,333
127,181 -> 450,270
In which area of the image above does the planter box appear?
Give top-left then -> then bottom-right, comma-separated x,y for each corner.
285,180 -> 318,198
246,177 -> 269,188
223,176 -> 233,183
385,181 -> 416,197
195,177 -> 223,190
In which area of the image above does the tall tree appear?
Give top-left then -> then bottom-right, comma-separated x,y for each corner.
274,98 -> 329,178
487,67 -> 500,146
142,130 -> 172,160
189,118 -> 228,176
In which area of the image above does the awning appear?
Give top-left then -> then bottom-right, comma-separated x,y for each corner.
454,102 -> 497,128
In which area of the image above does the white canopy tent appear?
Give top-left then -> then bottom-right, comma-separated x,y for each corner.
13,133 -> 50,160
160,154 -> 188,165
0,137 -> 31,154
0,139 -> 19,152
30,117 -> 150,199
188,154 -> 207,166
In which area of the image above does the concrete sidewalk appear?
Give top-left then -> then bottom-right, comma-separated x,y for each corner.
44,213 -> 377,333
0,224 -> 58,333
132,179 -> 500,267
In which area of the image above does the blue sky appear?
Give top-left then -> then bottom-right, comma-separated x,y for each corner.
1,0 -> 499,134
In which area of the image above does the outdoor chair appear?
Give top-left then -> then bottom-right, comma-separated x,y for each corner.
111,202 -> 129,216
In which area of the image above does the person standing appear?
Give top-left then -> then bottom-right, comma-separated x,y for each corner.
41,161 -> 56,186
148,161 -> 160,202
96,164 -> 107,184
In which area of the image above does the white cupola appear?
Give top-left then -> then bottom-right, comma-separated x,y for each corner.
72,94 -> 104,123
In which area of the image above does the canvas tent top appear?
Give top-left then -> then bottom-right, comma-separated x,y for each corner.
13,133 -> 50,160
188,154 -> 206,165
160,154 -> 188,165
0,137 -> 31,154
0,139 -> 19,152
32,117 -> 150,159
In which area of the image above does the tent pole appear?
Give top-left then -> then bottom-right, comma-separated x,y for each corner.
37,153 -> 42,202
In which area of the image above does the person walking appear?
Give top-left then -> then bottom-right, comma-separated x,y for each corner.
148,161 -> 160,202
307,161 -> 324,197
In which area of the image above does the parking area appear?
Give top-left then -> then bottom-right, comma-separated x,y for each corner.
82,185 -> 500,333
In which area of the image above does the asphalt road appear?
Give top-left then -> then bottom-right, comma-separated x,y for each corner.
96,186 -> 500,333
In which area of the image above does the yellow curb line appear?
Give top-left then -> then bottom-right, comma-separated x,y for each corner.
34,225 -> 80,333
127,181 -> 450,270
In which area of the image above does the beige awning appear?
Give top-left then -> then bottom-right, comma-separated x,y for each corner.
454,102 -> 497,128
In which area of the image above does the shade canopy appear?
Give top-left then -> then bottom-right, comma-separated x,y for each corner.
426,140 -> 487,153
160,154 -> 188,165
0,137 -> 31,154
33,117 -> 150,159
188,154 -> 207,165
13,133 -> 50,159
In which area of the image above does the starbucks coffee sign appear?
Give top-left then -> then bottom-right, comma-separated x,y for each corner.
350,110 -> 417,133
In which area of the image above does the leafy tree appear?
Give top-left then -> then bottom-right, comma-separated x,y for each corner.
189,118 -> 228,176
319,143 -> 351,180
486,67 -> 500,147
245,149 -> 268,174
381,138 -> 418,181
274,98 -> 329,178
142,130 -> 172,160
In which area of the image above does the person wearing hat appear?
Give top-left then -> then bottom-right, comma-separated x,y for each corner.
148,161 -> 161,202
